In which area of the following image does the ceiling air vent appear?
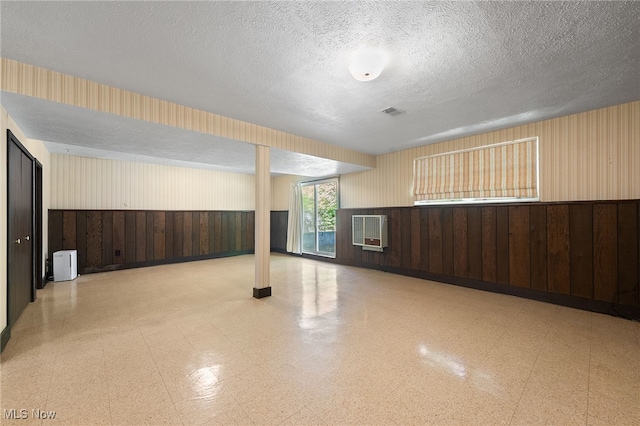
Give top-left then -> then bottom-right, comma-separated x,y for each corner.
381,107 -> 403,116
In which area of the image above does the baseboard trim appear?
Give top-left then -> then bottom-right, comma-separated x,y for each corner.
37,275 -> 47,289
78,250 -> 254,275
1,325 -> 11,353
282,251 -> 640,321
384,266 -> 640,321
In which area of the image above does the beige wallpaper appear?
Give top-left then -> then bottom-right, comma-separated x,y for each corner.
22,134 -> 51,274
1,58 -> 375,169
271,175 -> 304,211
339,101 -> 640,208
1,107 -> 51,332
50,154 -> 256,210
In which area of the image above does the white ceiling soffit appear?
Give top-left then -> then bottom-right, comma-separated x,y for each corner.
1,1 -> 639,159
0,92 -> 371,177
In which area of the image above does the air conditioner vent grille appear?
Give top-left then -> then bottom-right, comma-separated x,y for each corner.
381,107 -> 404,116
352,215 -> 388,252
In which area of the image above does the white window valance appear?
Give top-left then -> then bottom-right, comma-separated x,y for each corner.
413,137 -> 538,204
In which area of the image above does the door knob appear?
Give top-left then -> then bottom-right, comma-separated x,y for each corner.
15,238 -> 21,244
25,235 -> 30,241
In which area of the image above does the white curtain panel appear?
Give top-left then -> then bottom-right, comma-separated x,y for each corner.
286,183 -> 302,254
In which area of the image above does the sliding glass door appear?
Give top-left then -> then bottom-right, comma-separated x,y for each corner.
301,178 -> 338,256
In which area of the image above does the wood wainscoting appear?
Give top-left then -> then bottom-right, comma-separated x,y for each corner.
49,210 -> 255,274
270,211 -> 288,253
271,201 -> 640,319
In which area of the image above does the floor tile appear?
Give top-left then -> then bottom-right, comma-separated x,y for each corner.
2,254 -> 638,425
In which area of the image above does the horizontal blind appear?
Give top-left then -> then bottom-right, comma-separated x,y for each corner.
413,137 -> 538,200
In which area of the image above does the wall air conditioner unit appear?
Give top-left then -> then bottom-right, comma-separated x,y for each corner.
352,215 -> 388,252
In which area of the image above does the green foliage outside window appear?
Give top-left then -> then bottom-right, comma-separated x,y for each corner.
302,182 -> 337,232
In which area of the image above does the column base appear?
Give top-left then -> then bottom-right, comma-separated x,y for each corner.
253,287 -> 272,299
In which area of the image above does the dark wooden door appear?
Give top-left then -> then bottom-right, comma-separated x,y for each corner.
7,130 -> 34,328
35,162 -> 43,289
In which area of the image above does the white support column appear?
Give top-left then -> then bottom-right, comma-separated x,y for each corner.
253,145 -> 271,298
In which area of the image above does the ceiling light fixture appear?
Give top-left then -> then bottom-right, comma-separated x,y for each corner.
349,48 -> 388,82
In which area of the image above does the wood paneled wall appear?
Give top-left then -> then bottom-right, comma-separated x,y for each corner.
271,201 -> 640,318
270,211 -> 288,251
49,210 -> 254,274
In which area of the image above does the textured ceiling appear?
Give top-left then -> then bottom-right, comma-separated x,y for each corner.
0,92 -> 369,177
1,1 -> 639,175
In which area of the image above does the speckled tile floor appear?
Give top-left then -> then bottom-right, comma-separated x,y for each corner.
1,254 -> 639,425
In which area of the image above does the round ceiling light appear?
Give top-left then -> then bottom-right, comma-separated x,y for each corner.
349,48 -> 388,82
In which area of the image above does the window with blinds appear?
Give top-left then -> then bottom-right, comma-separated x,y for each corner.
413,137 -> 539,205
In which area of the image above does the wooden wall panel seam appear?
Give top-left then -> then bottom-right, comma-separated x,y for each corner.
616,203 -> 638,306
508,206 -> 531,288
481,207 -> 497,283
593,204 -> 617,302
569,204 -> 594,299
547,205 -> 570,295
529,205 -> 548,291
467,207 -> 483,281
496,206 -> 510,285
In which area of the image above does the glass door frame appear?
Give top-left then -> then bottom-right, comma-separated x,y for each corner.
300,177 -> 339,258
